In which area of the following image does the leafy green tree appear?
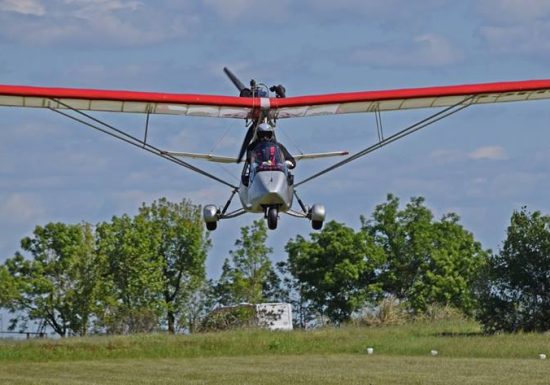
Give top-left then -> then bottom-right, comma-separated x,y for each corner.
477,208 -> 550,332
96,198 -> 209,334
0,265 -> 19,307
363,194 -> 489,315
2,222 -> 97,337
286,221 -> 385,324
96,214 -> 165,333
137,198 -> 210,333
214,220 -> 275,305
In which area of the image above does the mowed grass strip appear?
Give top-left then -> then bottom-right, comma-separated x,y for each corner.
1,319 -> 549,362
1,354 -> 549,385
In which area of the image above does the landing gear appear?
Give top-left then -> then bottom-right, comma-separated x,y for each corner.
203,205 -> 219,231
267,207 -> 278,230
290,192 -> 326,230
309,204 -> 325,230
312,220 -> 323,230
202,190 -> 246,231
206,221 -> 217,231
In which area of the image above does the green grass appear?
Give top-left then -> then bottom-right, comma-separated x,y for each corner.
1,320 -> 549,384
0,319 -> 549,362
1,355 -> 549,385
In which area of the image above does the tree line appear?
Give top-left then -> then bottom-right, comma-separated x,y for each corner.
1,194 -> 549,336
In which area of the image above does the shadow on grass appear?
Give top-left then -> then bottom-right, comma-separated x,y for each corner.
435,331 -> 486,337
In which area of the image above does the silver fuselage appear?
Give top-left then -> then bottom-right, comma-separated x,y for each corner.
239,168 -> 293,213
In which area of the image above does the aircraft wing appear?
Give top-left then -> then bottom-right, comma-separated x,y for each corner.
162,150 -> 349,163
269,79 -> 550,118
161,151 -> 238,163
293,151 -> 349,160
0,84 -> 256,119
2,79 -> 550,120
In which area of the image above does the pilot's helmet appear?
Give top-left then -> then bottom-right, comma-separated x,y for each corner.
257,122 -> 274,140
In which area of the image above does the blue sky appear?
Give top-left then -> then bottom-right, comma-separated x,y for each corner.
1,0 -> 550,277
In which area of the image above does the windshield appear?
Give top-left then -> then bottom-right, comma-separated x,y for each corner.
251,142 -> 287,172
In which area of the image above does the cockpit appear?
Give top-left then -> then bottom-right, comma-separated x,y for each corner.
251,142 -> 287,173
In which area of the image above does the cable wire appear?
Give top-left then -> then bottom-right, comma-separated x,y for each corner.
295,96 -> 474,187
48,100 -> 238,189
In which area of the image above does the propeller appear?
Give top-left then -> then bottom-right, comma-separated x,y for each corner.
224,67 -> 285,162
224,67 -> 256,162
223,67 -> 252,97
237,124 -> 255,163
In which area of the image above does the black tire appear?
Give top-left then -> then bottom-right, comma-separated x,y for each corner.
312,220 -> 323,230
206,221 -> 217,231
267,207 -> 278,230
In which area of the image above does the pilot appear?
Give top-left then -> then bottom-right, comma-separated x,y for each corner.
247,122 -> 296,169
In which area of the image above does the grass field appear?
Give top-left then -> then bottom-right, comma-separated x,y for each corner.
1,319 -> 549,384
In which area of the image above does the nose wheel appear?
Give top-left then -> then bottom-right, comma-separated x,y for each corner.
267,207 -> 278,230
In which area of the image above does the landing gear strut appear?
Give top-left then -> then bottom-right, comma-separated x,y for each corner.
290,191 -> 326,230
202,189 -> 245,231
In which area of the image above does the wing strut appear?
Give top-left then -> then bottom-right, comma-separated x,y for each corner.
295,96 -> 474,187
48,98 -> 238,189
143,111 -> 150,147
375,107 -> 384,142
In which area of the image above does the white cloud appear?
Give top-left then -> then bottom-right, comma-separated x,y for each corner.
350,34 -> 463,68
477,0 -> 550,57
0,193 -> 45,224
487,171 -> 545,197
0,0 -> 196,47
0,0 -> 45,16
202,0 -> 291,22
305,0 -> 450,23
479,22 -> 550,56
430,146 -> 509,162
477,0 -> 550,23
468,146 -> 508,160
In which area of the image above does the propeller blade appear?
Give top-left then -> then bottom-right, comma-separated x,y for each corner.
223,67 -> 253,97
237,124 -> 255,163
223,67 -> 246,92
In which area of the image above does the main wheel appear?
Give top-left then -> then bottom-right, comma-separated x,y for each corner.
312,220 -> 323,230
267,207 -> 278,230
206,221 -> 217,231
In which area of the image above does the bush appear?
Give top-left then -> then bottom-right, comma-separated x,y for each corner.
200,305 -> 257,332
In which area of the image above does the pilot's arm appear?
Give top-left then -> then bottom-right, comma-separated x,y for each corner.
278,144 -> 296,169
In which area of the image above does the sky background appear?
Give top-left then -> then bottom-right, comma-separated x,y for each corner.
1,0 -> 550,280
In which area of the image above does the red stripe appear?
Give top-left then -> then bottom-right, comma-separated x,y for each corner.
0,84 -> 256,108
269,79 -> 550,108
1,79 -> 550,109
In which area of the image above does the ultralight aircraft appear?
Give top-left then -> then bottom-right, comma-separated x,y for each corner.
2,68 -> 550,230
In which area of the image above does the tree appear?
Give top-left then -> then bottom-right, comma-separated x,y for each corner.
96,198 -> 209,334
214,220 -> 276,305
477,208 -> 550,332
96,214 -> 165,334
286,221 -> 385,324
0,265 -> 18,308
363,194 -> 489,315
137,198 -> 210,333
2,222 -> 97,337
